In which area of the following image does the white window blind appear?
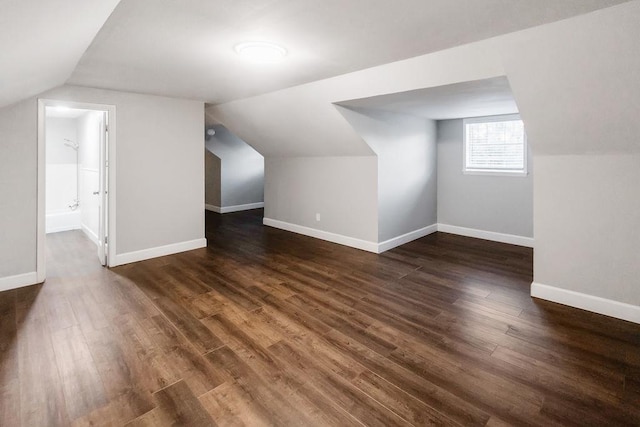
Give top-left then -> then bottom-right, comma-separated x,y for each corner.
464,114 -> 526,175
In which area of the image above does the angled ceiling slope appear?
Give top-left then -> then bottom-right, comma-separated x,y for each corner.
68,0 -> 629,104
338,77 -> 519,120
208,0 -> 638,159
0,0 -> 121,108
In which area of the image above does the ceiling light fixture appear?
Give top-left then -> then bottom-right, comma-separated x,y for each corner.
234,41 -> 287,63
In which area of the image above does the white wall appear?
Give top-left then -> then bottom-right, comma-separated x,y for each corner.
205,126 -> 264,208
0,84 -> 204,286
534,154 -> 640,306
437,119 -> 533,238
45,117 -> 81,233
264,156 -> 378,243
0,99 -> 37,279
499,1 -> 640,318
45,117 -> 77,167
77,111 -> 102,243
337,107 -> 437,242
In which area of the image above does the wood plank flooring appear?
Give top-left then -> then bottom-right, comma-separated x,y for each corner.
0,208 -> 638,426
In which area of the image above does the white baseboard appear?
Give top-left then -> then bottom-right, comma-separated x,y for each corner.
81,224 -> 99,246
0,272 -> 40,292
378,224 -> 438,253
531,282 -> 640,324
206,202 -> 264,214
262,219 -> 529,254
112,238 -> 207,267
263,218 -> 379,253
437,223 -> 534,248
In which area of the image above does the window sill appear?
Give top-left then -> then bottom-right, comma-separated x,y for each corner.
463,169 -> 528,177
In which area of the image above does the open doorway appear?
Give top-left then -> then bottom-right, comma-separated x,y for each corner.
203,124 -> 264,214
37,100 -> 116,281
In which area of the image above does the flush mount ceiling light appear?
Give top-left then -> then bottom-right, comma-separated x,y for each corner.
234,41 -> 287,63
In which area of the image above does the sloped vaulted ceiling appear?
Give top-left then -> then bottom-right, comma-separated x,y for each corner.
0,0 -> 629,110
0,0 -> 121,108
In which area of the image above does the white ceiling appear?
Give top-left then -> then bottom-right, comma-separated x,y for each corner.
67,0 -> 629,104
338,77 -> 519,120
45,106 -> 90,119
0,0 -> 121,108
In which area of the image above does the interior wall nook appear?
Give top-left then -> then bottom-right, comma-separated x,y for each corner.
336,106 -> 438,244
437,118 -> 533,242
204,125 -> 264,214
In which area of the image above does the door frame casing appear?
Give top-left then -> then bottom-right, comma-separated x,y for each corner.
37,99 -> 117,281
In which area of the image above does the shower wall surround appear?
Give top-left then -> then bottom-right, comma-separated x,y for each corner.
45,117 -> 81,233
45,111 -> 102,245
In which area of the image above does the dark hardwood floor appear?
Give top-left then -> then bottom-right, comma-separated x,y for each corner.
1,209 -> 639,426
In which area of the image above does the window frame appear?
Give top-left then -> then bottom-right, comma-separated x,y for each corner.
462,113 -> 528,177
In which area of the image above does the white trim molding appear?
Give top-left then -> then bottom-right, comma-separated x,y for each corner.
531,282 -> 640,324
262,219 -> 531,254
206,202 -> 264,214
263,218 -> 378,253
378,224 -> 438,253
0,272 -> 40,292
82,224 -> 99,246
112,238 -> 207,267
263,219 -> 438,254
437,224 -> 534,248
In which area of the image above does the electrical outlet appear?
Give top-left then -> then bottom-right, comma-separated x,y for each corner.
315,213 -> 321,222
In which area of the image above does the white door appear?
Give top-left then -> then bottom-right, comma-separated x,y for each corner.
97,112 -> 108,266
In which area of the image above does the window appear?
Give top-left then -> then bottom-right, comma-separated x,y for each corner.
463,114 -> 527,176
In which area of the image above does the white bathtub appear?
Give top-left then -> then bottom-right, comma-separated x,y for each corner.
46,210 -> 82,233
